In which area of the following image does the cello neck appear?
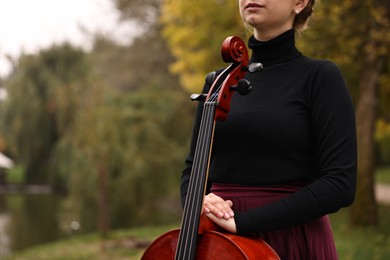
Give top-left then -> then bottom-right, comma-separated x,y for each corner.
175,101 -> 216,260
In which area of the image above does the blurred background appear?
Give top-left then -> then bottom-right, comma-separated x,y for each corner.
0,0 -> 389,259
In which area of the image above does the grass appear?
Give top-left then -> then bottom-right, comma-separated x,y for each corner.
4,224 -> 179,260
6,205 -> 390,260
329,206 -> 390,259
4,166 -> 390,259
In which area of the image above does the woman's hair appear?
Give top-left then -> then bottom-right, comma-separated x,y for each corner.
293,0 -> 316,31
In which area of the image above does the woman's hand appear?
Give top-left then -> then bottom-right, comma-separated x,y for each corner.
203,193 -> 237,233
203,193 -> 234,219
205,212 -> 237,234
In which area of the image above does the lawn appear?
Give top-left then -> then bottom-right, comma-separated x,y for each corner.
4,225 -> 178,260
329,206 -> 390,259
4,166 -> 390,259
6,204 -> 390,260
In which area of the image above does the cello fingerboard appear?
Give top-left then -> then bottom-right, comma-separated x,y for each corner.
175,102 -> 216,260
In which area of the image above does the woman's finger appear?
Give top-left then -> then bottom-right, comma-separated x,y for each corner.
203,193 -> 234,219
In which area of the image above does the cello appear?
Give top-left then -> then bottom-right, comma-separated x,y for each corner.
141,36 -> 279,260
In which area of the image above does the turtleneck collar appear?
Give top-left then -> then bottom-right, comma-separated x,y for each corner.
248,29 -> 302,66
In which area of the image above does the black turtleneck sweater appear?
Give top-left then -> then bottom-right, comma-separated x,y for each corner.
181,29 -> 357,234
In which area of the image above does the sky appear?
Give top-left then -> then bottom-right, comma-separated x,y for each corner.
0,0 -> 138,77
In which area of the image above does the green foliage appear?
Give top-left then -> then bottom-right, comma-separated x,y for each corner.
4,165 -> 25,184
1,26 -> 193,232
113,0 -> 160,26
0,44 -> 91,183
0,0 -> 195,232
54,82 -> 190,233
161,0 -> 248,92
90,31 -> 176,92
296,0 -> 390,105
50,25 -> 194,231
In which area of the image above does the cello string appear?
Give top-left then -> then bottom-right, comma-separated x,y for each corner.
184,104 -> 214,258
181,74 -> 226,258
180,68 -> 234,257
190,105 -> 214,258
185,68 -> 231,257
177,104 -> 214,259
178,102 -> 217,258
183,95 -> 219,257
176,71 -> 226,259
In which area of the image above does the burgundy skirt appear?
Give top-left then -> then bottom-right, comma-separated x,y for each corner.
211,183 -> 338,260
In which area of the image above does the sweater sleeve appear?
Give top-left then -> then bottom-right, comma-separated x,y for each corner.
235,61 -> 357,234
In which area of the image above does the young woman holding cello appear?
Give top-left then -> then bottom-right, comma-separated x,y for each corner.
180,0 -> 357,259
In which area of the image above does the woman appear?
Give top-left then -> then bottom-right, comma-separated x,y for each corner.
181,0 -> 357,259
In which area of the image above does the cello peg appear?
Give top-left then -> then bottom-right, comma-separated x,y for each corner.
191,93 -> 207,101
230,79 -> 252,96
242,62 -> 263,73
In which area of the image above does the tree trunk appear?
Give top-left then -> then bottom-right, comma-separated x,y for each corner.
350,50 -> 384,226
98,161 -> 110,238
25,156 -> 49,184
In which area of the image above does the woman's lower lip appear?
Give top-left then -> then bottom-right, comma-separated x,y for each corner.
246,7 -> 264,12
246,3 -> 264,9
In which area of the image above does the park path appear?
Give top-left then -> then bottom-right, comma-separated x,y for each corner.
376,183 -> 390,204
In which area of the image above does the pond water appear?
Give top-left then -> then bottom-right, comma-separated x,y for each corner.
0,194 -> 67,257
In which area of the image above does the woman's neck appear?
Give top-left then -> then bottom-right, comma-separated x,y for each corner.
254,26 -> 294,41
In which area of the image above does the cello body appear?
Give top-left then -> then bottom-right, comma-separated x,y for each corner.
142,216 -> 279,260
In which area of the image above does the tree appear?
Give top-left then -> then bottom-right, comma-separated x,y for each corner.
161,0 -> 247,92
0,0 -> 201,236
55,81 -> 192,232
114,0 -> 160,26
52,0 -> 196,233
0,44 -> 91,183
